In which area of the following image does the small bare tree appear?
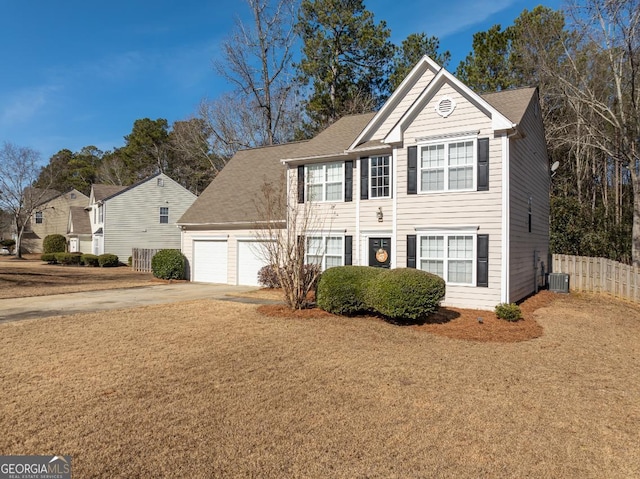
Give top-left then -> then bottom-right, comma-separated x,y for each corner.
253,171 -> 334,309
0,142 -> 57,258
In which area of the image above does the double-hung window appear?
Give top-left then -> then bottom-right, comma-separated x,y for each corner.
370,155 -> 391,198
419,233 -> 475,285
420,139 -> 475,192
35,211 -> 43,224
306,162 -> 344,202
306,236 -> 344,270
160,207 -> 169,224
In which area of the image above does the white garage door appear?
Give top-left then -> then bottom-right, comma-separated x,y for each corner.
193,240 -> 228,283
237,241 -> 271,286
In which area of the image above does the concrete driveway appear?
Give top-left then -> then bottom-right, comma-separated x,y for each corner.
0,283 -> 272,323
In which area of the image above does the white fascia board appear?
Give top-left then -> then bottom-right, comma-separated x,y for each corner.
348,55 -> 442,151
281,152 -> 350,165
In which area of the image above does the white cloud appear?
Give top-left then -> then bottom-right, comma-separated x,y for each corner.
0,84 -> 60,126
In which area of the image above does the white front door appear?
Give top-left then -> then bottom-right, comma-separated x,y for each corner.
69,238 -> 79,253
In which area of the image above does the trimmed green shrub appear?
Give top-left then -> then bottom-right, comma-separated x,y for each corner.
368,268 -> 446,321
54,252 -> 82,265
151,249 -> 186,280
43,234 -> 67,254
258,265 -> 281,288
41,253 -> 58,264
98,253 -> 120,267
81,254 -> 99,267
316,266 -> 381,315
1,239 -> 15,252
495,303 -> 523,321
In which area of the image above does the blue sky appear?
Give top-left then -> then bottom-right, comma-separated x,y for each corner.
0,0 -> 561,164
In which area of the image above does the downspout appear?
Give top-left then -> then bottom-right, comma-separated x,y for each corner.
501,129 -> 519,303
355,158 -> 361,265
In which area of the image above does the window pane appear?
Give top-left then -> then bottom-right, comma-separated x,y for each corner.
448,260 -> 472,283
449,141 -> 473,166
307,237 -> 323,254
307,255 -> 323,266
449,166 -> 473,190
421,260 -> 443,278
307,165 -> 323,183
448,236 -> 473,259
308,184 -> 323,201
421,236 -> 444,258
325,256 -> 342,268
326,183 -> 342,201
325,237 -> 342,255
370,156 -> 390,198
421,169 -> 444,191
421,145 -> 444,168
325,163 -> 343,182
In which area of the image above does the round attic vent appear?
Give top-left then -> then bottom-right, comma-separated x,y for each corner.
435,96 -> 456,118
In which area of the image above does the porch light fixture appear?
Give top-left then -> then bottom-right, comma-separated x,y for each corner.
376,207 -> 383,222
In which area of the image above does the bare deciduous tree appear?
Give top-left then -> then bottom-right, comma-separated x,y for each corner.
0,142 -> 56,258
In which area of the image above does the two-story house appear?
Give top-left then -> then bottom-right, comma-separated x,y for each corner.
22,188 -> 89,253
178,56 -> 549,309
87,172 -> 197,262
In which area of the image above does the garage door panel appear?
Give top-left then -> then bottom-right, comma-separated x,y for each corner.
193,240 -> 228,283
237,241 -> 271,286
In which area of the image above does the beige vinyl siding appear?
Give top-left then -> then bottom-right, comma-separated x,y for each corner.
396,84 -> 504,310
103,175 -> 196,262
369,69 -> 437,142
508,96 -> 550,302
182,228 -> 275,284
24,190 -> 89,253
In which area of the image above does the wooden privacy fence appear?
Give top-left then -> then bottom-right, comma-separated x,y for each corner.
552,254 -> 640,302
131,248 -> 161,273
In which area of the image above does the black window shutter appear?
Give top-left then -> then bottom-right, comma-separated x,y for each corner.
344,236 -> 353,265
407,235 -> 417,268
477,234 -> 489,287
297,165 -> 305,203
360,157 -> 369,200
477,138 -> 489,191
407,146 -> 417,194
344,161 -> 353,202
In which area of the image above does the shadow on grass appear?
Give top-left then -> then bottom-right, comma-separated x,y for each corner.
381,307 -> 461,326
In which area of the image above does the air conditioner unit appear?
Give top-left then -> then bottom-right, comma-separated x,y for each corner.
549,273 -> 570,293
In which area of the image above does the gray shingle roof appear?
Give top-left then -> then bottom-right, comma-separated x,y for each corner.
482,87 -> 537,125
178,141 -> 308,225
68,206 -> 91,235
92,184 -> 127,201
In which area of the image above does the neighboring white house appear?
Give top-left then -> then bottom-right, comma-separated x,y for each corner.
88,173 -> 197,262
178,56 -> 549,309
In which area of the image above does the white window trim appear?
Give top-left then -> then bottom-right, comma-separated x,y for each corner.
160,206 -> 169,224
369,155 -> 391,199
305,162 -> 345,203
418,135 -> 477,194
417,230 -> 477,286
305,234 -> 345,270
35,211 -> 43,224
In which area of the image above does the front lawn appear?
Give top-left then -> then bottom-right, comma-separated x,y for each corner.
1,293 -> 638,478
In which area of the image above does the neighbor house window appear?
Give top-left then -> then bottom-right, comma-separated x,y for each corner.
306,236 -> 344,270
419,234 -> 475,285
306,162 -> 344,202
157,178 -> 164,187
160,207 -> 169,224
420,139 -> 475,192
370,155 -> 391,198
98,205 -> 104,223
35,211 -> 43,224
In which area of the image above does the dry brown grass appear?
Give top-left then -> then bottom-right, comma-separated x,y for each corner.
1,293 -> 639,478
0,258 -> 153,298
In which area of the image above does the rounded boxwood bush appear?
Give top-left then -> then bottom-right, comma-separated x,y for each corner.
98,253 -> 120,267
55,252 -> 82,265
41,253 -> 57,264
367,268 -> 446,321
316,266 -> 382,315
81,254 -> 99,267
495,303 -> 523,321
43,234 -> 67,254
151,249 -> 186,280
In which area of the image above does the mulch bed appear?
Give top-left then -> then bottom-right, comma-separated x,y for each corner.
257,290 -> 556,342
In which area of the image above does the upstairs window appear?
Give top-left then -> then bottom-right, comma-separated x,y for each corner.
35,211 -> 43,224
98,205 -> 104,223
420,139 -> 475,192
160,207 -> 169,224
370,156 -> 391,198
306,162 -> 344,202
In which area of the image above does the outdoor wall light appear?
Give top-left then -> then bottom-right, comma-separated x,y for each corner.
377,207 -> 383,222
